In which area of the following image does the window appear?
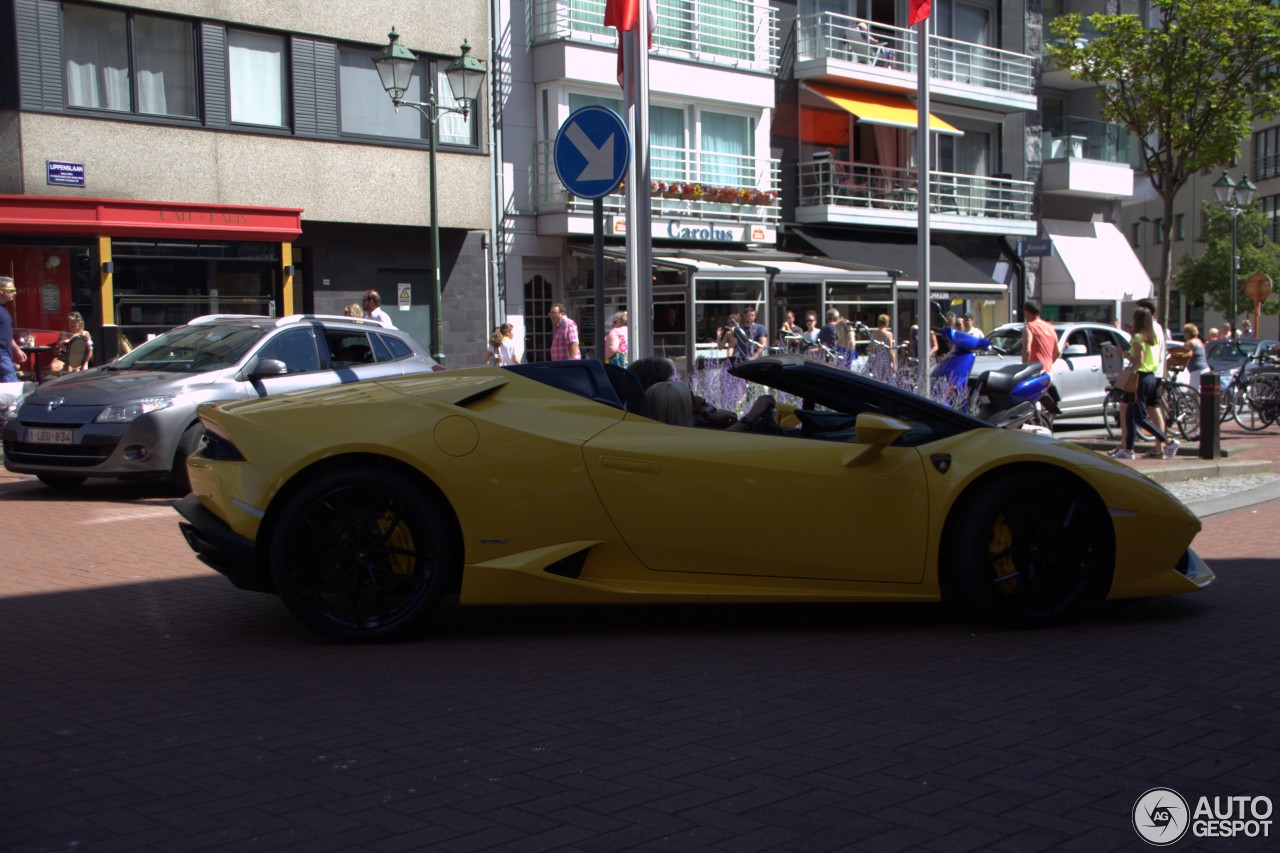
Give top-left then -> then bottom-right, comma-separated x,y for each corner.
229,30 -> 287,126
338,46 -> 479,146
701,111 -> 755,186
1153,219 -> 1163,244
1254,127 -> 1280,181
1263,195 -> 1280,244
255,328 -> 321,374
1130,222 -> 1141,247
1175,213 -> 1186,241
64,3 -> 197,118
339,45 -> 425,139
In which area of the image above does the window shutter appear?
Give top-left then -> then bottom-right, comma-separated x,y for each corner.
292,36 -> 338,138
201,23 -> 229,129
14,0 -> 64,111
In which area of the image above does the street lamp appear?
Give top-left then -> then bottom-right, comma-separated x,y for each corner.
1212,171 -> 1257,343
374,29 -> 486,365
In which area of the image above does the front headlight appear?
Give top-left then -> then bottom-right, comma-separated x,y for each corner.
95,396 -> 175,423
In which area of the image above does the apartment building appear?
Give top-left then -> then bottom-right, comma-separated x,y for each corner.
1038,0 -> 1150,326
766,0 -> 1041,336
0,0 -> 493,364
501,0 -> 895,367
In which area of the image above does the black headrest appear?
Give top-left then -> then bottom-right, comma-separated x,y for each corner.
604,363 -> 647,414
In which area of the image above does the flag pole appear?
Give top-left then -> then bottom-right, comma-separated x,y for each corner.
623,4 -> 653,361
915,16 -> 931,396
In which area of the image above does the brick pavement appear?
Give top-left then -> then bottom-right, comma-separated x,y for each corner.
1,460 -> 1278,852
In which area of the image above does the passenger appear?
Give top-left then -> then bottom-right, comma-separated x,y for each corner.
628,356 -> 677,390
342,303 -> 364,318
643,380 -> 693,426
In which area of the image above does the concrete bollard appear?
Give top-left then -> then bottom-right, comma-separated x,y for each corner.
1199,371 -> 1220,459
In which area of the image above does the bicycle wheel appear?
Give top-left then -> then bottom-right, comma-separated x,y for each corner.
1220,382 -> 1241,424
1248,374 -> 1280,428
1103,391 -> 1123,440
1234,375 -> 1277,431
1166,384 -> 1200,441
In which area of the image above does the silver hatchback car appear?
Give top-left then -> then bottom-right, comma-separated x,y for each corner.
975,321 -> 1131,418
2,314 -> 440,491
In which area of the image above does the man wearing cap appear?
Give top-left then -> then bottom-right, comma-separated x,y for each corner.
1,277 -> 27,383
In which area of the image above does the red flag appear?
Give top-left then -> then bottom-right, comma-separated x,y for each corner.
605,0 -> 656,86
908,0 -> 931,26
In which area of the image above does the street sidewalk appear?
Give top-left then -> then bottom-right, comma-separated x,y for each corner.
1072,418 -> 1280,483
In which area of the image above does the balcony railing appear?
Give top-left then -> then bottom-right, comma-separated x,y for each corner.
797,159 -> 1034,222
794,14 -> 1035,97
530,0 -> 779,74
1043,116 -> 1134,164
535,140 -> 781,223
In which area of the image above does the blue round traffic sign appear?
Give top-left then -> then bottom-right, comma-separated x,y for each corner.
553,106 -> 631,200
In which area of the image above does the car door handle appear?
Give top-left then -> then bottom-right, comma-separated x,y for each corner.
600,456 -> 660,474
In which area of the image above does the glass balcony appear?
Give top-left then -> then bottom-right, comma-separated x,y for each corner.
792,13 -> 1035,98
534,140 -> 781,223
1043,116 -> 1134,164
530,0 -> 779,74
797,158 -> 1034,222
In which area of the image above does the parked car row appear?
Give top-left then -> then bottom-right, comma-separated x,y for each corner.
2,314 -> 441,491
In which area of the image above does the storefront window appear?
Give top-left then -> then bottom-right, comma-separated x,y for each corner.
693,277 -> 765,347
0,242 -> 96,336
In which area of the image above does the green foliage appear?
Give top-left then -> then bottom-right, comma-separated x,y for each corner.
1047,0 -> 1280,193
1047,0 -> 1280,330
1174,204 -> 1280,316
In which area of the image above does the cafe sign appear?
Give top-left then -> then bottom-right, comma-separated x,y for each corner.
610,216 -> 775,245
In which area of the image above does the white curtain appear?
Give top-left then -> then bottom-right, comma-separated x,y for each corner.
64,5 -> 131,111
134,15 -> 196,117
229,30 -> 285,126
650,106 -> 685,183
701,111 -> 752,186
437,70 -> 475,146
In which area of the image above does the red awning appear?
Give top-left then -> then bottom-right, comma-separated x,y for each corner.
0,195 -> 303,241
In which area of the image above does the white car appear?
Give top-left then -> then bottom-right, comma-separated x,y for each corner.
977,322 -> 1131,418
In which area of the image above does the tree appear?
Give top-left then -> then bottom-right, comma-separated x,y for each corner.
1047,0 -> 1280,336
1173,203 -> 1280,321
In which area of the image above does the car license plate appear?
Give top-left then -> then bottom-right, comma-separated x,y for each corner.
24,428 -> 74,444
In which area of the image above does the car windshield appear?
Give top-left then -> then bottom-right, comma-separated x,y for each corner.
1206,340 -> 1257,365
110,325 -> 269,373
987,327 -> 1024,356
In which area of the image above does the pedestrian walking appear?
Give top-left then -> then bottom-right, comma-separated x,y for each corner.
549,303 -> 581,360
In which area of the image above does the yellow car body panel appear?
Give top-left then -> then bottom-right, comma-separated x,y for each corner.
178,357 -> 1212,631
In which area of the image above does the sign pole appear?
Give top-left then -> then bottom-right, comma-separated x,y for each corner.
594,197 -> 606,359
916,20 -> 931,396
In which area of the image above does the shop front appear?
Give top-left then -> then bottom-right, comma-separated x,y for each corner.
0,196 -> 302,365
560,245 -> 896,371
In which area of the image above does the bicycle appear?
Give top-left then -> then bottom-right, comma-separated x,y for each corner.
1234,370 -> 1280,431
1102,370 -> 1200,442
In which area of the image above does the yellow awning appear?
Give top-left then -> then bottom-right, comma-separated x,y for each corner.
804,83 -> 963,136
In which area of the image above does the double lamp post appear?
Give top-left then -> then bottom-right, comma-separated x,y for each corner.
373,29 -> 487,366
1212,171 -> 1257,344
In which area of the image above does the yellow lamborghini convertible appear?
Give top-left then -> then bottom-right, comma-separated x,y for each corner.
176,355 -> 1212,642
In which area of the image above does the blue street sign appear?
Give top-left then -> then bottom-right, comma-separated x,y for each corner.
1019,237 -> 1054,258
553,106 -> 630,200
47,161 -> 85,187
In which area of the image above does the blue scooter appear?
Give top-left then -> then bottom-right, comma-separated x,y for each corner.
932,322 -> 1053,430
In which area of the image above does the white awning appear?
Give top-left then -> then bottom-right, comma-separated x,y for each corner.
1041,219 -> 1153,303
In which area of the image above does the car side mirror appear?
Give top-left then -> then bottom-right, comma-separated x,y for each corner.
1062,344 -> 1087,357
843,413 -> 912,467
249,358 -> 287,379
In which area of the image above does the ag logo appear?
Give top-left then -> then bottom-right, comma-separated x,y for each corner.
1133,787 -> 1190,845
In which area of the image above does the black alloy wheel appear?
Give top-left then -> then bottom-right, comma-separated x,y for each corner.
269,468 -> 457,642
948,469 -> 1110,627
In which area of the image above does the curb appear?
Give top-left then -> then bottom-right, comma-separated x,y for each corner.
1135,458 -> 1275,484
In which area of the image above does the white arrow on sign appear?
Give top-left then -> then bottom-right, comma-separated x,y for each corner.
565,122 -> 616,184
